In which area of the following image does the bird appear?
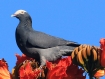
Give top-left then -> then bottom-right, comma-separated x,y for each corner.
11,10 -> 80,66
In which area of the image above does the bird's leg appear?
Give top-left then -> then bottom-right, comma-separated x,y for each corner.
40,56 -> 46,66
39,56 -> 46,77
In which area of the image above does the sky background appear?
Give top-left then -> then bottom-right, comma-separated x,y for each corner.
0,0 -> 105,79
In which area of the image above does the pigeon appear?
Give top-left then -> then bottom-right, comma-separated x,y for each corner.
11,10 -> 80,66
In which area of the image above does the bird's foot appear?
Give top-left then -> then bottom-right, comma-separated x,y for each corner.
39,66 -> 43,77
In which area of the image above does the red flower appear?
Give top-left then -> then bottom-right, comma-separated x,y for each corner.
0,59 -> 11,79
46,56 -> 85,79
94,69 -> 105,78
64,64 -> 85,79
15,54 -> 33,65
19,61 -> 41,79
100,38 -> 105,67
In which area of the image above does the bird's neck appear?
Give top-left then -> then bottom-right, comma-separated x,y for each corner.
18,17 -> 32,29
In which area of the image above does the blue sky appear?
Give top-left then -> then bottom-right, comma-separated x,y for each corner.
0,0 -> 105,79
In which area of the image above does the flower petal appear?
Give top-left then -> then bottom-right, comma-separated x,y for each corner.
0,59 -> 11,79
100,38 -> 105,67
65,64 -> 85,79
46,56 -> 85,79
46,57 -> 71,79
19,61 -> 41,79
15,54 -> 33,65
94,69 -> 105,77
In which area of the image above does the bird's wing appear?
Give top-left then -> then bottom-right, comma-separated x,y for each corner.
27,31 -> 78,48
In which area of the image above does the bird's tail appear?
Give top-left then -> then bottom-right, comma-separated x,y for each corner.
67,43 -> 80,47
59,44 -> 80,56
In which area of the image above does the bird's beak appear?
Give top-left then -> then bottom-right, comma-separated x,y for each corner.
11,14 -> 16,17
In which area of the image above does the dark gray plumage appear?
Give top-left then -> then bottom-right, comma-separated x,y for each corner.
12,10 -> 80,66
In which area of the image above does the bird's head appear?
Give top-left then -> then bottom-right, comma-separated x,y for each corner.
11,10 -> 31,20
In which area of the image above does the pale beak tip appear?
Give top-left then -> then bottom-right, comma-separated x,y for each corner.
11,14 -> 15,17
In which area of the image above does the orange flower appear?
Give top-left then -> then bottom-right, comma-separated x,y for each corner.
100,38 -> 105,67
19,61 -> 41,79
15,54 -> 33,65
94,69 -> 105,78
0,59 -> 11,79
46,56 -> 85,79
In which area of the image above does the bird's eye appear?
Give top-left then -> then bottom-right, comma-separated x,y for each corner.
21,11 -> 24,14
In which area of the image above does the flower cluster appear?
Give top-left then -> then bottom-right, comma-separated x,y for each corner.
46,56 -> 85,79
0,55 -> 85,79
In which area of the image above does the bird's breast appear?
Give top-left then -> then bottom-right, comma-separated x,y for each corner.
15,28 -> 28,49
